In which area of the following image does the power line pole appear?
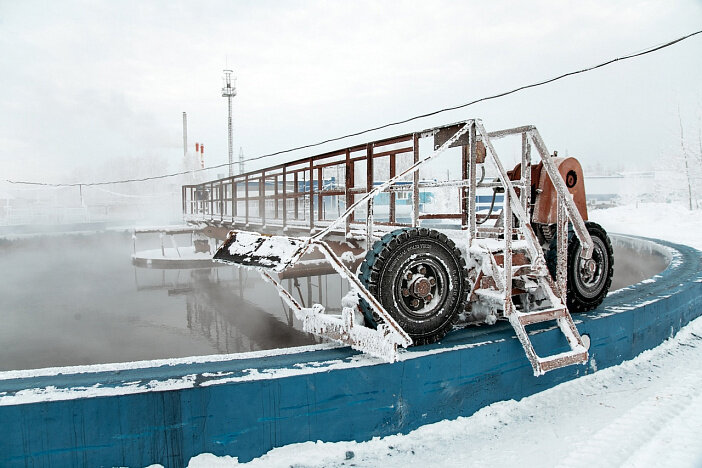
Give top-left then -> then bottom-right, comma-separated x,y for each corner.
222,70 -> 237,177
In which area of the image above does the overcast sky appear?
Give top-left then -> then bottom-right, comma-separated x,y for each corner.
0,0 -> 701,184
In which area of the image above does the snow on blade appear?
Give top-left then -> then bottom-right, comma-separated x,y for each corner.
213,230 -> 308,271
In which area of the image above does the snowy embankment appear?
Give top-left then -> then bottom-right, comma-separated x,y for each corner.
188,202 -> 702,468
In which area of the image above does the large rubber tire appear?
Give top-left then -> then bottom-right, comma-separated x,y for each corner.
546,221 -> 614,312
358,228 -> 469,345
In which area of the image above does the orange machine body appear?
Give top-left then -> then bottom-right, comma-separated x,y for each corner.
510,157 -> 588,225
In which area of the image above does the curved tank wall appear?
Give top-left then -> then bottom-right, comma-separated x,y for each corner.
0,234 -> 700,467
0,231 -> 669,371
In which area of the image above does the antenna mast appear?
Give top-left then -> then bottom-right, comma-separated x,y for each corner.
222,69 -> 237,177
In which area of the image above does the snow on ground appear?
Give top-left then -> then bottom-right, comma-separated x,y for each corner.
188,202 -> 702,468
590,203 -> 702,251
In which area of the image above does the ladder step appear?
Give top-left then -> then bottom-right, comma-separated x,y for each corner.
512,276 -> 539,292
474,288 -> 505,303
537,349 -> 588,373
515,307 -> 567,326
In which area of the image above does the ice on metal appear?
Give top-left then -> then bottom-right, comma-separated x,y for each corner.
213,230 -> 308,272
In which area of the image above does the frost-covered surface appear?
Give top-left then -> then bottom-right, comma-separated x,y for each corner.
0,344 -> 341,381
188,314 -> 702,468
132,246 -> 214,261
188,202 -> 702,467
590,203 -> 702,251
217,231 -> 306,270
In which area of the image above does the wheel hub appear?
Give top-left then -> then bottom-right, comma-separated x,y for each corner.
579,258 -> 598,282
574,237 -> 608,298
399,261 -> 442,313
411,277 -> 432,297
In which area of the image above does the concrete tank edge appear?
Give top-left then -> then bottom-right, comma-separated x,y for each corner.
1,235 -> 700,467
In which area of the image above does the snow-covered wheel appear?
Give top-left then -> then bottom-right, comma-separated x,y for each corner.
546,221 -> 614,312
358,228 -> 469,345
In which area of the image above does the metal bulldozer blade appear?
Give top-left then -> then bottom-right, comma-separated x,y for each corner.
213,230 -> 308,272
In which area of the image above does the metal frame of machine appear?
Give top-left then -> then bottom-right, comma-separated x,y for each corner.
184,120 -> 610,375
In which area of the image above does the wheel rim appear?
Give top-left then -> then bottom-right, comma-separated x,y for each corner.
392,255 -> 449,319
572,236 -> 609,299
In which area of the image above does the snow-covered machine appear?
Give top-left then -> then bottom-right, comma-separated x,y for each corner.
182,120 -> 613,375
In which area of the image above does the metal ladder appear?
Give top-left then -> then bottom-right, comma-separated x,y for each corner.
507,256 -> 589,376
475,122 -> 590,375
472,243 -> 589,375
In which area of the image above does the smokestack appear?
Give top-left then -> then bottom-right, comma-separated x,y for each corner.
200,144 -> 205,169
182,112 -> 188,158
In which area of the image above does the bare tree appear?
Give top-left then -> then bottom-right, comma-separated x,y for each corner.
678,106 -> 696,210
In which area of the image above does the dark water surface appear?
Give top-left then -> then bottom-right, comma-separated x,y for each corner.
0,232 -> 330,371
0,232 -> 666,371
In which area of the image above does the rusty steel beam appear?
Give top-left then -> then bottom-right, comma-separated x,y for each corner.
557,191 -> 568,302
317,166 -> 323,221
469,122 -> 477,241
389,153 -> 396,224
310,123 -> 470,242
503,189 -> 512,315
487,125 -> 536,140
412,133 -> 420,227
418,213 -> 463,219
245,175 -> 249,224
366,144 -> 374,250
294,172 -> 299,220
309,160 -> 315,232
461,144 -> 468,229
345,149 -> 352,235
521,132 -> 531,215
282,167 -> 287,228
371,146 -> 414,158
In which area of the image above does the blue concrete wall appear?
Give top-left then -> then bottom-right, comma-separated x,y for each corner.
1,236 -> 700,468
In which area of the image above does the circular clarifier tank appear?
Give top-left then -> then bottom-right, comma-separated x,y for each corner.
0,231 -> 675,371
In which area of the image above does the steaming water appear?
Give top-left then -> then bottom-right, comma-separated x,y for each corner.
0,232 -> 666,371
0,232 -> 326,371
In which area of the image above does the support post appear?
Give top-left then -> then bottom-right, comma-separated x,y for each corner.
389,153 -> 396,224
366,144 -> 374,243
504,189 -> 513,315
557,193 -> 568,302
476,121 -> 543,266
345,149 -> 353,236
461,145 -> 468,229
274,175 -> 279,220
282,167 -> 287,229
294,172 -> 299,220
209,182 -> 214,218
468,122 -> 477,243
259,171 -> 265,225
245,175 -> 249,225
232,180 -> 237,219
521,132 -> 531,215
412,133 -> 420,228
219,182 -> 224,221
318,167 -> 323,221
309,161 -> 315,232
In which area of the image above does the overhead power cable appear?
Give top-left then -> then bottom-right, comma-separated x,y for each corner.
6,29 -> 701,188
